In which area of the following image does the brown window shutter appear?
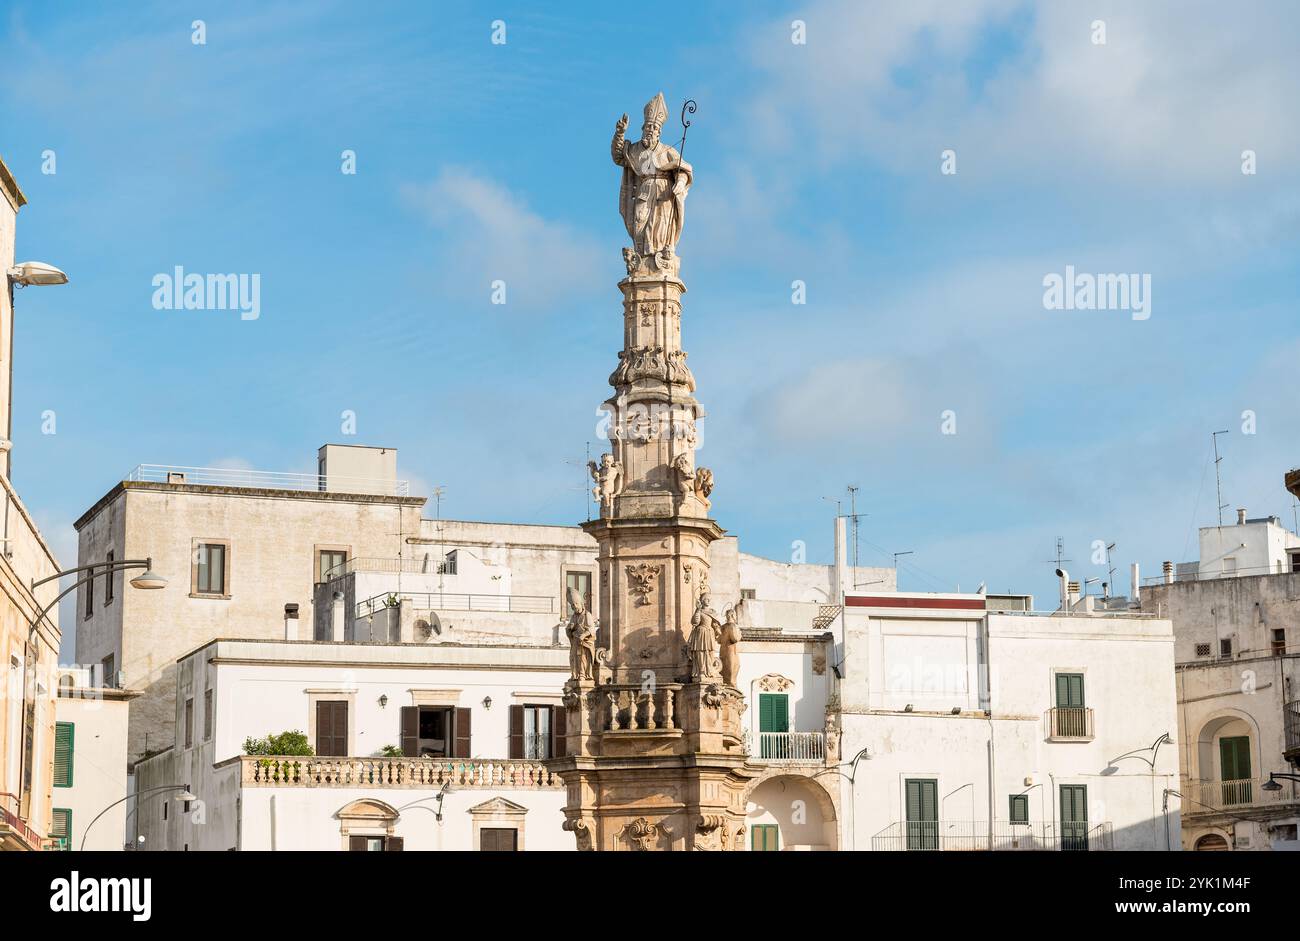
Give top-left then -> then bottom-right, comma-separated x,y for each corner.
316,701 -> 332,755
508,705 -> 524,759
552,705 -> 567,758
385,836 -> 404,851
349,835 -> 367,852
454,707 -> 472,758
400,706 -> 419,757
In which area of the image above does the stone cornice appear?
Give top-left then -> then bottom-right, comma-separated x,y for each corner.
75,479 -> 426,530
0,155 -> 26,212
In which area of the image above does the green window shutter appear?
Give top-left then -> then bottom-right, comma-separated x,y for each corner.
750,824 -> 778,851
51,808 -> 72,850
1055,673 -> 1084,708
758,694 -> 789,733
53,722 -> 74,788
1219,736 -> 1251,780
1009,794 -> 1028,824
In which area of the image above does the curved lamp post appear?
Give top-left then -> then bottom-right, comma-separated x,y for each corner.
1261,772 -> 1300,792
17,558 -> 166,830
80,784 -> 196,851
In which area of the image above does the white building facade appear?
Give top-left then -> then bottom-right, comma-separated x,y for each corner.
836,592 -> 1181,852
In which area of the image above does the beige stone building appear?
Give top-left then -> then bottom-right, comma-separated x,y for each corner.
0,154 -> 67,851
1138,478 -> 1300,851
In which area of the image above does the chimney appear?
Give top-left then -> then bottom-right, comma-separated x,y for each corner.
832,515 -> 848,599
331,592 -> 346,642
1130,562 -> 1140,605
1067,580 -> 1081,606
1237,507 -> 1247,525
1163,560 -> 1174,584
283,603 -> 300,641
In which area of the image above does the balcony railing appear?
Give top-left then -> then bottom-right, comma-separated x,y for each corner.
754,731 -> 825,763
870,820 -> 1113,852
0,792 -> 43,851
127,464 -> 410,497
356,591 -> 555,618
1180,776 -> 1300,814
1285,701 -> 1300,757
325,556 -> 456,581
239,756 -> 561,789
1046,706 -> 1094,741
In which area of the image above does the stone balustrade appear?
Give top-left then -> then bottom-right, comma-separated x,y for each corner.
239,756 -> 561,789
604,683 -> 683,732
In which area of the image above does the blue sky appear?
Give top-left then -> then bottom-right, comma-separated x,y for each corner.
2,0 -> 1298,653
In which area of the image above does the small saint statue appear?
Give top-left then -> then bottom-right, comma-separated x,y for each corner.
565,587 -> 597,681
718,600 -> 744,688
687,592 -> 722,681
612,93 -> 693,263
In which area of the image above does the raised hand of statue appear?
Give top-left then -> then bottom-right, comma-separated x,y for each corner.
616,113 -> 629,134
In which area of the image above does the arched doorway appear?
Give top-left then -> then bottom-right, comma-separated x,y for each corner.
1194,833 -> 1230,851
745,774 -> 837,851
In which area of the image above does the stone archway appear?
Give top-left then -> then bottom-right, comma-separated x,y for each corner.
1194,832 -> 1230,851
744,772 -> 838,851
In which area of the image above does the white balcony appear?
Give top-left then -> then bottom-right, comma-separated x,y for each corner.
753,731 -> 825,763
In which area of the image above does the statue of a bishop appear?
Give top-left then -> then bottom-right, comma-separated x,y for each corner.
611,92 -> 693,260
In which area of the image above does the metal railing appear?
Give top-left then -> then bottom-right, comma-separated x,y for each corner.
127,464 -> 410,497
1047,706 -> 1094,740
1143,562 -> 1300,586
1180,776 -> 1300,814
356,591 -> 555,619
1285,701 -> 1300,755
325,556 -> 456,581
755,731 -> 825,762
240,756 -> 561,789
871,820 -> 1112,851
0,792 -> 43,851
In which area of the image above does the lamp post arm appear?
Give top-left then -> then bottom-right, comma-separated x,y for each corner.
80,784 -> 185,851
31,557 -> 152,591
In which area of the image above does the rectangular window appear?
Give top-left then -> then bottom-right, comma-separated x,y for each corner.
84,570 -> 93,619
184,698 -> 194,748
1273,629 -> 1286,656
1195,642 -> 1212,657
480,828 -> 519,851
53,722 -> 74,788
1008,793 -> 1029,825
523,705 -> 552,759
1290,552 -> 1300,573
349,835 -> 403,851
316,700 -> 349,756
905,779 -> 939,850
565,570 -> 593,610
1055,673 -> 1085,708
51,808 -> 72,850
740,588 -> 757,600
318,548 -> 348,583
1220,638 -> 1232,658
751,824 -> 779,851
101,654 -> 115,689
105,550 -> 115,604
194,542 -> 228,595
203,688 -> 213,741
758,693 -> 790,760
1060,784 -> 1089,851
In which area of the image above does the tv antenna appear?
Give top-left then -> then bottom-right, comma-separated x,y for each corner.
1044,538 -> 1071,571
1211,430 -> 1230,526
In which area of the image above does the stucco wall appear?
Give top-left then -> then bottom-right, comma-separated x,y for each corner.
53,691 -> 132,850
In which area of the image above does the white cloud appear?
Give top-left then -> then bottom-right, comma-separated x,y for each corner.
743,0 -> 1300,185
401,168 -> 603,310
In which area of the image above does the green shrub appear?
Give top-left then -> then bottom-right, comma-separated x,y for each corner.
243,730 -> 314,756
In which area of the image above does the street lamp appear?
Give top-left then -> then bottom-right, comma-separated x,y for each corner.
81,784 -> 196,851
7,261 -> 69,287
1261,772 -> 1300,792
17,558 -> 167,822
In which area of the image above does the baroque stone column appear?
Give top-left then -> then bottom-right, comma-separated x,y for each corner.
551,93 -> 754,851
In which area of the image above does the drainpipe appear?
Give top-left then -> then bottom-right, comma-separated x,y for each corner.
283,603 -> 299,641
1130,563 -> 1140,605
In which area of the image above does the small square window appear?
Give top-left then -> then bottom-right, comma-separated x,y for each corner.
1195,643 -> 1212,658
